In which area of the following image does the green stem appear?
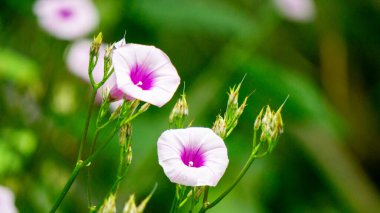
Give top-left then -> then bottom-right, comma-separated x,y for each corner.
201,186 -> 209,211
50,162 -> 83,213
170,187 -> 179,213
50,129 -> 117,213
77,90 -> 97,162
200,135 -> 261,213
110,145 -> 130,194
87,129 -> 101,208
189,187 -> 196,213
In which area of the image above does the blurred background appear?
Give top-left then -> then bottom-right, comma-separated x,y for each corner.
1,0 -> 380,212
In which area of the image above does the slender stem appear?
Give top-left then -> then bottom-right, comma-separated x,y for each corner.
87,129 -> 100,208
189,187 -> 195,213
78,90 -> 97,162
201,186 -> 209,211
200,136 -> 262,213
205,153 -> 256,211
170,185 -> 180,213
110,146 -> 130,194
50,162 -> 83,213
50,129 -> 117,213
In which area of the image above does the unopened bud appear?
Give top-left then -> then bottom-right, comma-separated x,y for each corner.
104,45 -> 113,75
98,194 -> 116,213
262,105 -> 272,125
96,88 -> 111,128
236,96 -> 248,118
227,84 -> 241,107
130,100 -> 140,112
126,145 -> 132,165
274,111 -> 283,134
123,194 -> 137,213
254,107 -> 264,131
169,93 -> 188,128
119,123 -> 132,146
212,115 -> 226,138
138,103 -> 150,113
90,32 -> 103,56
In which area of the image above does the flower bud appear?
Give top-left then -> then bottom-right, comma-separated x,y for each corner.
96,88 -> 111,128
126,145 -> 132,165
254,107 -> 264,131
138,103 -> 150,114
103,45 -> 113,76
212,115 -> 226,138
123,183 -> 157,213
123,194 -> 137,213
258,101 -> 286,153
169,93 -> 188,128
225,84 -> 240,124
119,123 -> 132,147
90,32 -> 103,57
98,194 -> 116,213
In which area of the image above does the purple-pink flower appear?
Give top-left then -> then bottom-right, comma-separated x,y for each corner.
157,127 -> 229,186
33,0 -> 99,40
112,44 -> 180,107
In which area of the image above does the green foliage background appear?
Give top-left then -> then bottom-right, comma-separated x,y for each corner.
0,0 -> 380,212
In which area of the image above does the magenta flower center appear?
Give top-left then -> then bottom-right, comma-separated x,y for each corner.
59,8 -> 74,19
130,64 -> 154,90
180,147 -> 205,168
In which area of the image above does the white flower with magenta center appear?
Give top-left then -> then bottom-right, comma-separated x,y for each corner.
157,127 -> 229,186
112,43 -> 180,107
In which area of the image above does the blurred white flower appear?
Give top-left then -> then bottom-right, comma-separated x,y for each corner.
66,39 -> 104,82
65,40 -> 123,109
157,127 -> 229,186
33,0 -> 99,40
273,0 -> 316,22
0,186 -> 18,213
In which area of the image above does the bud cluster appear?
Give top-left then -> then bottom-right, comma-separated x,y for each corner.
254,103 -> 284,153
213,82 -> 248,139
169,92 -> 189,128
98,194 -> 116,213
123,184 -> 157,213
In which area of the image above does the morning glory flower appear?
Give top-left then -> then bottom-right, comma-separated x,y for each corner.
0,186 -> 18,213
112,43 -> 180,107
33,0 -> 99,40
157,127 -> 229,186
273,0 -> 315,22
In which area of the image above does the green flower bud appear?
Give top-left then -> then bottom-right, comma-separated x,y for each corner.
169,93 -> 188,128
138,103 -> 150,114
98,194 -> 116,213
126,145 -> 132,165
123,194 -> 137,213
212,115 -> 226,138
96,88 -> 111,128
90,32 -> 103,56
254,107 -> 264,131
